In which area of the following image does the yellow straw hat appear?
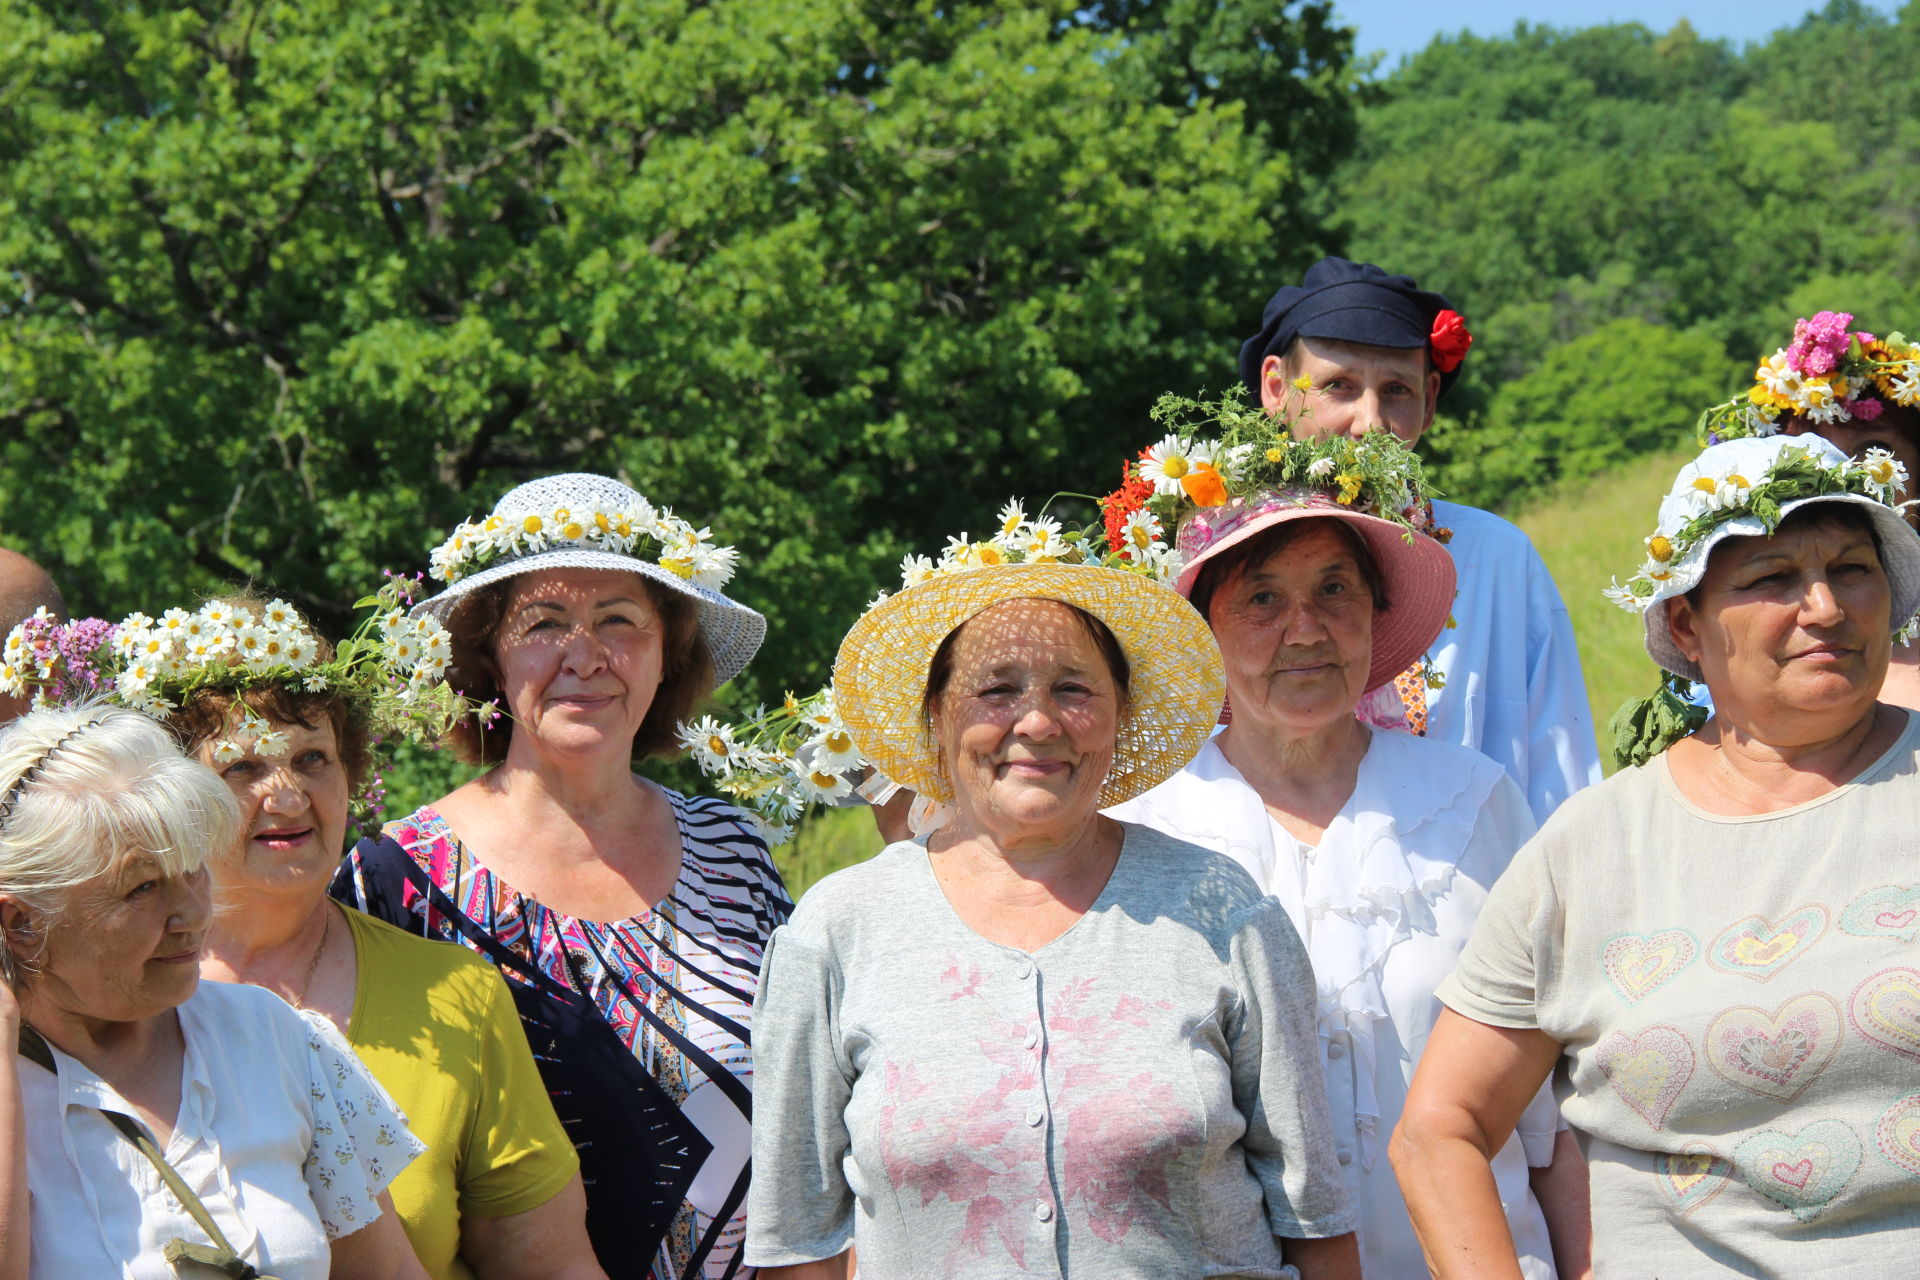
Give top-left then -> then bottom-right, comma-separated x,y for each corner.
833,561 -> 1225,807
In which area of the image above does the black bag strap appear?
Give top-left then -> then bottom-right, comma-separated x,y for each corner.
17,1025 -> 279,1280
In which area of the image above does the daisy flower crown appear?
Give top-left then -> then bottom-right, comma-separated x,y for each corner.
430,497 -> 740,591
0,579 -> 479,760
1114,393 -> 1446,544
1697,311 -> 1920,443
1603,442 -> 1910,614
677,492 -> 1181,845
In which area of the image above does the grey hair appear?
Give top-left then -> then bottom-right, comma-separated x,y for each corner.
0,702 -> 239,980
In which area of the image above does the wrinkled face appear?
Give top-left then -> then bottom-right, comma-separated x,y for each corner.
1783,416 -> 1920,531
1668,516 -> 1892,727
1206,522 -> 1375,739
1261,336 -> 1440,445
198,714 -> 350,896
494,568 -> 664,759
16,857 -> 211,1023
931,599 -> 1124,843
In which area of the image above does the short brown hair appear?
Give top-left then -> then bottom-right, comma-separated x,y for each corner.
164,593 -> 370,792
1187,517 -> 1391,625
441,575 -> 714,766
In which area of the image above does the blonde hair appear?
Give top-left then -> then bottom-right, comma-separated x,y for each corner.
0,702 -> 239,949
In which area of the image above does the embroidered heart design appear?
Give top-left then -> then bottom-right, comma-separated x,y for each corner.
1704,993 -> 1841,1103
1734,1119 -> 1863,1221
1602,929 -> 1697,1005
1596,1025 -> 1694,1131
1841,885 -> 1920,944
1876,1093 -> 1920,1179
1708,906 -> 1827,982
1849,968 -> 1920,1064
1655,1145 -> 1731,1217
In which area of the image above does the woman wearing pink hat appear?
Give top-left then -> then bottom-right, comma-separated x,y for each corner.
1107,398 -> 1591,1279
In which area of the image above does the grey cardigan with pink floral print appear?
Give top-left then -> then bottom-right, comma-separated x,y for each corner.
745,823 -> 1353,1279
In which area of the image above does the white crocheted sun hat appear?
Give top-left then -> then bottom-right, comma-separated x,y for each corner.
412,473 -> 766,686
1622,436 -> 1920,682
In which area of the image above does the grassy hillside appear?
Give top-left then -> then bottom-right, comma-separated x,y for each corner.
1512,448 -> 1693,770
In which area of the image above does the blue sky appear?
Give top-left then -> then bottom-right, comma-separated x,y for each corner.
1342,1 -> 1900,69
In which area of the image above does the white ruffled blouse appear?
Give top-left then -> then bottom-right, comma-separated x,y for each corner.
19,978 -> 424,1280
1109,729 -> 1563,1279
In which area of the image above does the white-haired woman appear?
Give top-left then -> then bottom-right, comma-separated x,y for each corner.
0,704 -> 429,1279
1395,435 -> 1920,1276
335,475 -> 789,1280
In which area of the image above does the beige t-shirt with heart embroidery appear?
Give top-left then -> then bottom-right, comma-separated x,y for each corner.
1439,710 -> 1920,1276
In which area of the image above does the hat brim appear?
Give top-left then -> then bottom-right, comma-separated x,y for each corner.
833,564 -> 1225,808
411,548 -> 766,687
1642,493 -> 1920,681
1173,503 -> 1456,691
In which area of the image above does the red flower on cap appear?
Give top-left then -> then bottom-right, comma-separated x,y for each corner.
1429,310 -> 1472,372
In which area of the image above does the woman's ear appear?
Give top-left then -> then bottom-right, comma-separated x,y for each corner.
0,896 -> 41,989
1665,595 -> 1704,667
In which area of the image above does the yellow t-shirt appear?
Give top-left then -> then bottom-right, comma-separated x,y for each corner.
341,906 -> 579,1280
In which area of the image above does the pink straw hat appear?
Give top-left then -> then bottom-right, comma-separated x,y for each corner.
1173,488 -> 1457,692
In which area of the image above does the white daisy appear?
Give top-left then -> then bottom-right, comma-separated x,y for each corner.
804,727 -> 864,773
211,739 -> 245,765
1861,447 -> 1909,501
253,728 -> 291,758
1121,509 -> 1162,555
790,765 -> 854,805
1136,435 -> 1213,497
996,500 -> 1028,539
1306,456 -> 1337,480
678,716 -> 740,773
900,553 -> 937,588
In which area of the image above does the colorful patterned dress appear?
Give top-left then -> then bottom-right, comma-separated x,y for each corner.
334,788 -> 791,1280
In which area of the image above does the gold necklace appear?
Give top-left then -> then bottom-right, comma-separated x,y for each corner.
291,907 -> 332,1011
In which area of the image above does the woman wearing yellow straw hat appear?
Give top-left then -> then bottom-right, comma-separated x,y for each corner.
1104,396 -> 1589,1279
743,504 -> 1360,1279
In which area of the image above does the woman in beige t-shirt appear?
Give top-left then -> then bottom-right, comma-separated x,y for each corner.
1392,435 -> 1920,1277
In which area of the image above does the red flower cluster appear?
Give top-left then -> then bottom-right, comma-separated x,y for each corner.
1099,455 -> 1154,556
1429,309 -> 1473,372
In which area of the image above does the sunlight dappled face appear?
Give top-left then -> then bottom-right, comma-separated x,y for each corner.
494,568 -> 665,760
1206,522 -> 1375,742
931,599 -> 1124,846
1669,516 -> 1891,729
198,716 -> 350,897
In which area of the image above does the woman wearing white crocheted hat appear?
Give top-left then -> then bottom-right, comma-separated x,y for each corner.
1397,434 -> 1920,1277
1701,309 -> 1920,709
1102,396 -> 1590,1280
745,493 -> 1362,1278
332,474 -> 789,1280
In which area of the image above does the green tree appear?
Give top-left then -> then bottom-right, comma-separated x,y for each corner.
0,0 -> 1361,705
1422,318 -> 1738,509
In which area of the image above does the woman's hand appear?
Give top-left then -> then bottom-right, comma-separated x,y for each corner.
328,1191 -> 432,1280
1390,1009 -> 1562,1280
461,1174 -> 606,1280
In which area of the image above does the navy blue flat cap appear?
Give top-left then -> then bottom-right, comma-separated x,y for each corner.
1238,257 -> 1467,398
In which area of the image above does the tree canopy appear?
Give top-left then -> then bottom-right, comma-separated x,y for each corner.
6,0 -> 1920,705
0,0 -> 1360,702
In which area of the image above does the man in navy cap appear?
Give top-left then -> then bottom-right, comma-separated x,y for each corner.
1240,257 -> 1601,821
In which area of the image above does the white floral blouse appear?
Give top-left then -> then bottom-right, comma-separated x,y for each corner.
18,978 -> 424,1280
